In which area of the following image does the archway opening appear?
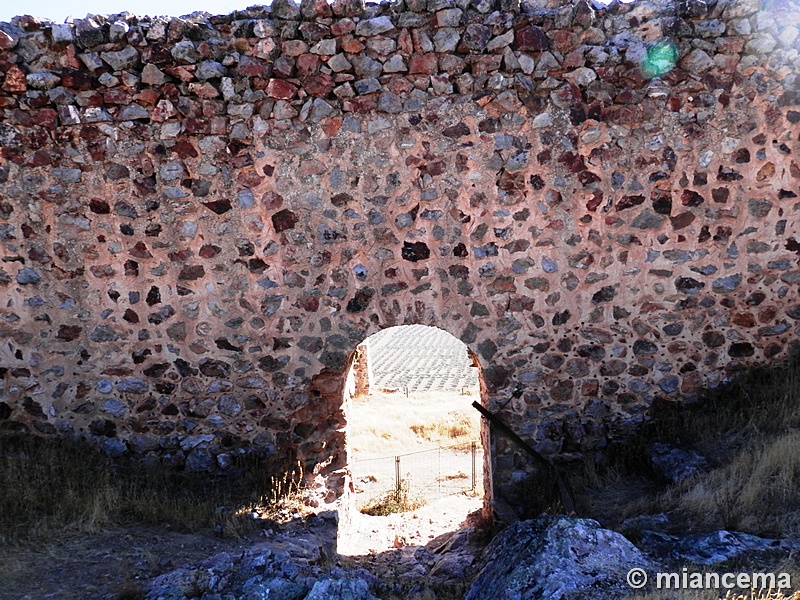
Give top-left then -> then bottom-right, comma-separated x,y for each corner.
338,325 -> 490,555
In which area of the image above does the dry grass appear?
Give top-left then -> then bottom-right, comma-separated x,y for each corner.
573,362 -> 800,539
359,479 -> 427,516
0,433 -> 305,545
348,390 -> 480,456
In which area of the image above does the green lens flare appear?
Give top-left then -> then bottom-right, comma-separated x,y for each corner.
642,40 -> 678,79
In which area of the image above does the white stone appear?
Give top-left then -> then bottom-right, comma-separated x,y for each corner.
518,53 -> 535,74
532,112 -> 552,128
50,23 -> 74,44
778,25 -> 799,48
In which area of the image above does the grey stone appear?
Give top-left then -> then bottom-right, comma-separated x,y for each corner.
487,29 -> 514,52
462,24 -> 491,52
712,273 -> 742,293
378,91 -> 403,113
745,33 -> 776,55
383,54 -> 408,73
160,161 -> 185,181
25,71 -> 61,90
327,53 -> 352,72
101,399 -> 127,418
79,53 -> 105,72
471,0 -> 495,13
171,40 -> 200,64
354,77 -> 382,95
130,434 -> 159,454
355,16 -> 394,37
196,61 -> 227,80
433,28 -> 461,53
52,168 -> 82,184
541,257 -> 558,273
681,48 -> 715,75
306,577 -> 380,600
89,325 -> 120,342
16,268 -> 41,285
218,395 -> 242,417
640,530 -> 795,566
436,8 -> 463,26
185,448 -> 215,471
117,378 -> 149,393
102,438 -> 128,458
352,55 -> 382,77
118,104 -> 150,121
82,107 -> 113,123
272,0 -> 301,19
648,442 -> 708,483
311,38 -> 337,56
101,45 -> 140,71
631,209 -> 666,229
74,17 -> 108,49
253,19 -> 277,38
50,23 -> 75,44
466,516 -> 656,600
141,63 -> 169,85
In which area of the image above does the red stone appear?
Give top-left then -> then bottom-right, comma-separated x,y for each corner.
340,35 -> 364,54
296,53 -> 320,77
237,56 -> 270,78
408,53 -> 438,75
237,170 -> 263,188
303,73 -> 334,97
0,31 -> 15,50
2,65 -> 26,93
470,55 -> 503,76
103,89 -> 131,105
165,66 -> 195,82
550,29 -> 575,51
31,109 -> 58,129
183,117 -> 211,134
173,139 -> 199,159
515,25 -> 549,51
331,18 -> 355,36
266,79 -> 298,99
28,150 -> 52,166
189,81 -> 219,99
397,29 -> 413,55
136,89 -> 161,106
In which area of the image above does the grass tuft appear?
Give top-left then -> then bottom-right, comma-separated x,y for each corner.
571,361 -> 800,538
359,480 -> 426,516
0,433 -> 305,545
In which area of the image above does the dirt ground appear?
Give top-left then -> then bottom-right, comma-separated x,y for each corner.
339,493 -> 484,556
0,491 -> 483,600
0,526 -> 268,600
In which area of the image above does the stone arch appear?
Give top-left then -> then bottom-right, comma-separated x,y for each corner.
301,319 -> 495,518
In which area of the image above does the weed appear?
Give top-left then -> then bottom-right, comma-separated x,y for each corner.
570,361 -> 800,538
359,479 -> 426,516
0,433 -> 305,545
115,580 -> 146,600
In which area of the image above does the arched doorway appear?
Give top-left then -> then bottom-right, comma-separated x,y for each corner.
338,325 -> 491,554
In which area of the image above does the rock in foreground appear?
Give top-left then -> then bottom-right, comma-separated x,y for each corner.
465,516 -> 657,600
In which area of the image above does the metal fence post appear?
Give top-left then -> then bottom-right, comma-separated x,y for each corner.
395,455 -> 401,497
471,441 -> 477,493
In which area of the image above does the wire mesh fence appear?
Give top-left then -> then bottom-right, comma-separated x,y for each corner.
352,441 -> 482,501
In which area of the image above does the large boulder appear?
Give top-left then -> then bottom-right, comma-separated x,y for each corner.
638,529 -> 798,565
465,516 -> 657,600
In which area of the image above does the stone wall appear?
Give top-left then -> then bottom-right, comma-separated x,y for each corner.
1,0 -> 799,509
